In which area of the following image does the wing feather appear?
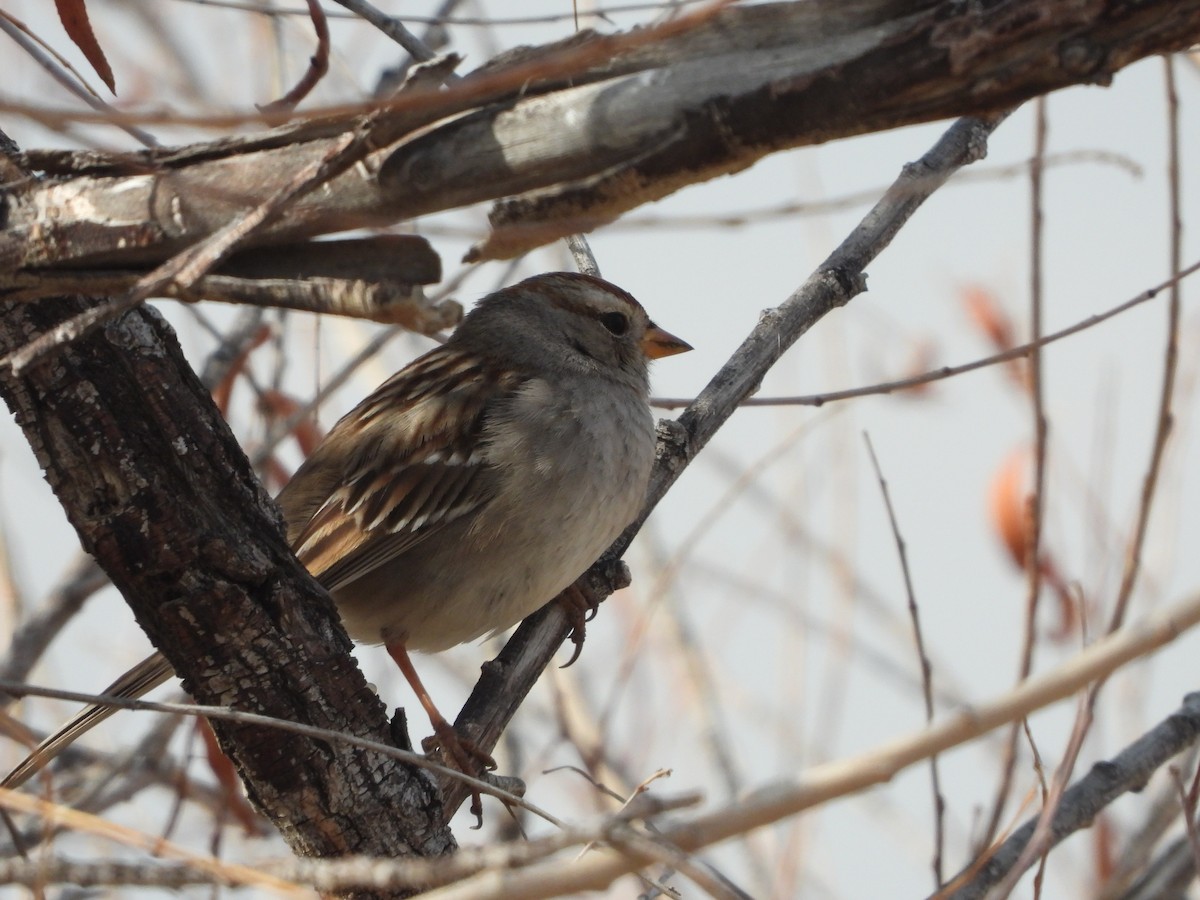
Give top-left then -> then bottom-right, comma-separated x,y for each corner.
278,346 -> 525,593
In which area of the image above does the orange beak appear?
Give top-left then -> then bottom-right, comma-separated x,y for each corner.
641,324 -> 692,359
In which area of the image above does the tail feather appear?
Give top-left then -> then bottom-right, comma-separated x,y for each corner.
2,652 -> 175,790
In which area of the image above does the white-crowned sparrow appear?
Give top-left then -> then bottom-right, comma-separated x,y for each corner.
4,271 -> 690,789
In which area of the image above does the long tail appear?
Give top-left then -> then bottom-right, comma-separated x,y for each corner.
2,652 -> 175,789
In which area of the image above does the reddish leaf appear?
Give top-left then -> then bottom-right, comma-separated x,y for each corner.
54,0 -> 115,93
259,389 -> 325,457
988,446 -> 1081,638
962,284 -> 1014,352
989,446 -> 1031,569
962,284 -> 1032,391
210,324 -> 272,415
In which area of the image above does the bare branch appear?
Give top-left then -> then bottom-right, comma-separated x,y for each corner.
4,1 -> 1196,272
942,693 -> 1200,899
442,111 -> 1011,815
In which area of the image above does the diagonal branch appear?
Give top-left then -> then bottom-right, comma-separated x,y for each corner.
443,110 -> 1011,815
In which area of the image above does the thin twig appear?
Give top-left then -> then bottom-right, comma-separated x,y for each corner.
3,710 -> 194,856
0,677 -> 554,827
1169,765 -> 1200,884
0,11 -> 158,146
0,789 -> 703,892
863,433 -> 945,889
1107,54 -> 1184,634
433,602 -> 1200,900
0,555 -> 106,692
0,788 -> 305,896
258,0 -> 330,113
565,235 -> 601,276
980,93 -> 1052,856
971,59 -> 1191,895
939,693 -> 1200,900
608,824 -> 745,900
163,0 -> 712,27
988,692 -> 1094,898
445,110 -> 1017,817
1097,760 -> 1193,898
650,259 -> 1200,410
330,0 -> 438,61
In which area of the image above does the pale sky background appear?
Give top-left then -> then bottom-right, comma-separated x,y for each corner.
1,2 -> 1199,898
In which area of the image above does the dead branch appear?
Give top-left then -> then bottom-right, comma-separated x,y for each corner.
1,0 -> 1195,277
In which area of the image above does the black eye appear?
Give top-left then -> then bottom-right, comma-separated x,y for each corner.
599,312 -> 629,335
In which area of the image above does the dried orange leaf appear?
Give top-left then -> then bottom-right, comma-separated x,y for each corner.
962,284 -> 1014,352
54,0 -> 115,93
988,446 -> 1031,569
989,447 -> 1081,636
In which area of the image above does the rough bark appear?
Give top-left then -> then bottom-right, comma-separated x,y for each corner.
0,152 -> 455,898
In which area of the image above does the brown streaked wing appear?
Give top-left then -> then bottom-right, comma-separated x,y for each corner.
284,346 -> 525,593
297,460 -> 493,591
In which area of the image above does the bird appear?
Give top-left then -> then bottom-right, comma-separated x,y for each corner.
3,271 -> 690,791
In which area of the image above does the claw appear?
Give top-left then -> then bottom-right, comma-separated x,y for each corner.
561,632 -> 585,669
557,585 -> 596,668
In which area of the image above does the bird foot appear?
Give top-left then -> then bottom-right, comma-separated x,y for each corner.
420,726 -> 497,774
558,584 -> 599,668
421,724 -> 496,826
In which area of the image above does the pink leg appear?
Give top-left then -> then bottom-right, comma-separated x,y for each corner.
386,641 -> 495,821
